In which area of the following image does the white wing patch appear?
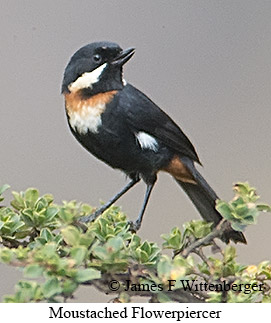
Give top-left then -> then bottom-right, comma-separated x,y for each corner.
68,63 -> 107,92
136,132 -> 159,152
68,103 -> 106,135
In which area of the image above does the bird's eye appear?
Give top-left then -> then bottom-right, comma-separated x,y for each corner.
93,54 -> 102,64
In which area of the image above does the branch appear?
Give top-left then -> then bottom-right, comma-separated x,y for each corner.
179,219 -> 228,258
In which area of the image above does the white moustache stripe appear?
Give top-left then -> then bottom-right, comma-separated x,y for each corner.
69,63 -> 107,92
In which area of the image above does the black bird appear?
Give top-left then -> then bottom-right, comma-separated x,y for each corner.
61,41 -> 246,244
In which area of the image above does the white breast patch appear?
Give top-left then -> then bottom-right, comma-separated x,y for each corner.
135,132 -> 159,152
68,102 -> 106,135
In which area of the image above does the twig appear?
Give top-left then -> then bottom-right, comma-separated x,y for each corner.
193,247 -> 214,271
180,219 -> 228,258
1,238 -> 28,248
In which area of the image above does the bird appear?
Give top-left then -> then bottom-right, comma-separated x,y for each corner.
61,41 -> 246,244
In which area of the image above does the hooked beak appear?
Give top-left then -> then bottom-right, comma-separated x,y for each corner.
111,47 -> 135,66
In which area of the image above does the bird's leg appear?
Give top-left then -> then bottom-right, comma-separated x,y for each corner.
129,182 -> 155,232
80,177 -> 140,223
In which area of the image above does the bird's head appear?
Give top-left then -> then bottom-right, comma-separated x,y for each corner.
61,41 -> 135,97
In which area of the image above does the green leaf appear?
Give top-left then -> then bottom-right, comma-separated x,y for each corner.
75,268 -> 101,283
0,184 -> 10,195
43,194 -> 54,204
42,277 -> 62,298
61,226 -> 80,246
92,245 -> 108,260
40,228 -> 53,242
58,207 -> 74,223
134,240 -> 160,265
262,295 -> 271,303
0,220 -> 4,230
12,280 -> 42,302
106,237 -> 124,252
0,248 -> 14,263
39,243 -> 57,258
21,209 -> 34,226
129,234 -> 141,249
140,241 -> 152,254
231,222 -> 246,232
233,182 -> 258,202
162,227 -> 181,249
70,246 -> 87,265
78,231 -> 95,247
45,207 -> 59,220
257,204 -> 271,212
25,188 -> 39,207
62,279 -> 78,296
135,248 -> 149,263
24,264 -> 44,278
81,203 -> 93,214
34,197 -> 48,212
235,204 -> 249,217
183,220 -> 212,239
224,246 -> 236,263
157,256 -> 172,279
9,220 -> 25,234
216,200 -> 233,219
3,296 -> 17,303
11,191 -> 25,210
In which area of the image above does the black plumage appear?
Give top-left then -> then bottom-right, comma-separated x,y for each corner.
62,41 -> 246,244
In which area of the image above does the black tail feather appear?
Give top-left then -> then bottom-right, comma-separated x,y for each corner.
176,158 -> 246,244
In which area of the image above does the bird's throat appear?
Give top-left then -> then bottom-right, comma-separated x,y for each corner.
64,90 -> 118,134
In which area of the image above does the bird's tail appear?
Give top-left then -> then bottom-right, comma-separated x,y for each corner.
176,158 -> 246,244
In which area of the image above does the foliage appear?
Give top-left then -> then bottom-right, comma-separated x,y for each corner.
0,183 -> 270,303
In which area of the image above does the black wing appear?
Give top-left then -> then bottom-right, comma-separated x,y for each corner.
120,84 -> 201,164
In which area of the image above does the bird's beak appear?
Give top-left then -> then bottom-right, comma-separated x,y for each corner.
111,47 -> 135,66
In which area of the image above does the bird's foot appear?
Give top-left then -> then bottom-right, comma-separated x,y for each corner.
128,219 -> 141,233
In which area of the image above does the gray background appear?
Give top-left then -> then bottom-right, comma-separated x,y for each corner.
0,0 -> 270,302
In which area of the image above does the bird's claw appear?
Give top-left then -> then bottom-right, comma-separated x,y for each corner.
128,220 -> 141,233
